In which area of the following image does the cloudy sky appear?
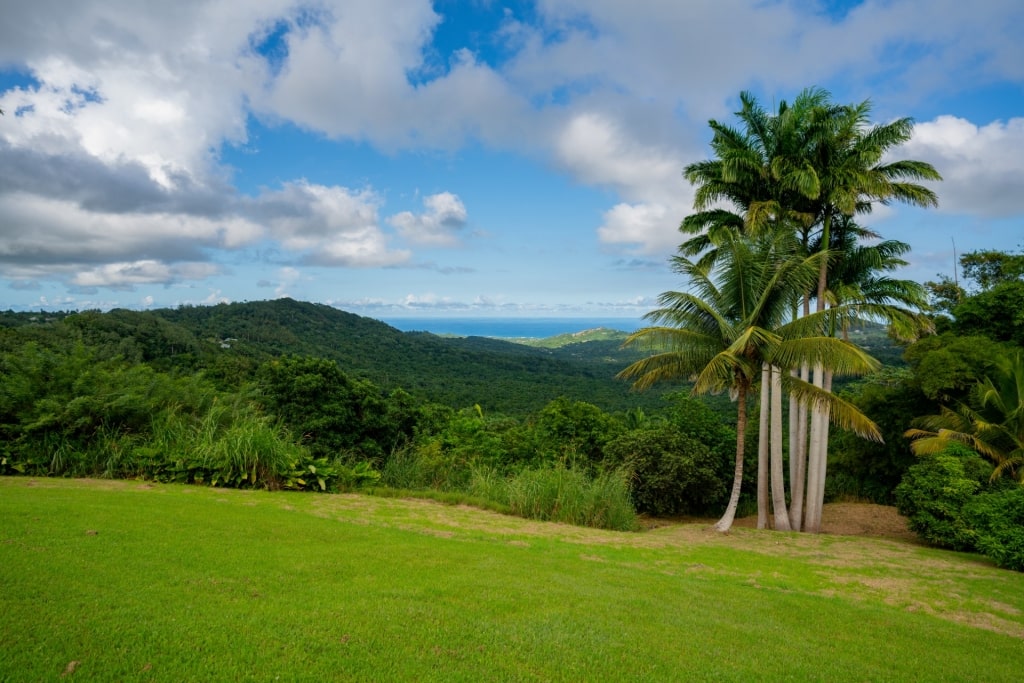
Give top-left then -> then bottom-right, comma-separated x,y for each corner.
0,0 -> 1022,319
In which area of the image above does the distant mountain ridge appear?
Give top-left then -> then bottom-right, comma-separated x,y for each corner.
0,299 -> 668,415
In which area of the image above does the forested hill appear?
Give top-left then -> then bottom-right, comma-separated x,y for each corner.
0,299 -> 668,415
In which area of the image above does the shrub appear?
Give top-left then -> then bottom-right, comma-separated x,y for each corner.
603,425 -> 727,516
964,487 -> 1024,571
894,443 -> 992,550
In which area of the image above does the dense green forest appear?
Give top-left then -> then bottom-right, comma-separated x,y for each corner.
0,299 -> 675,415
0,297 -> 747,529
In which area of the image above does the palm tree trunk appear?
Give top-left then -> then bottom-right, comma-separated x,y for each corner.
805,214 -> 832,533
805,362 -> 826,533
788,362 -> 809,531
770,364 -> 791,530
789,293 -> 812,531
757,364 -> 770,529
715,384 -> 749,533
788,373 -> 798,487
810,370 -> 834,530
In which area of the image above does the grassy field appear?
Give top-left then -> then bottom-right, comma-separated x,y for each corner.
2,477 -> 1023,681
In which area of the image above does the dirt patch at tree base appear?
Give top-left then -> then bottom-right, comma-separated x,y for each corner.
647,502 -> 919,543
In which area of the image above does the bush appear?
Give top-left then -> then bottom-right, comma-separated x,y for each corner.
894,443 -> 992,551
603,425 -> 727,516
964,488 -> 1024,571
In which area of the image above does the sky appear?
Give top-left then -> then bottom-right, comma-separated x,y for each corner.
0,0 -> 1022,319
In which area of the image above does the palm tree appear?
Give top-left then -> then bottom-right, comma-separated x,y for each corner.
787,215 -> 932,529
678,89 -> 939,531
798,101 -> 942,529
618,229 -> 880,532
906,351 -> 1024,482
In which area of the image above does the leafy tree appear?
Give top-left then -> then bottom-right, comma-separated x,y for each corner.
254,356 -> 412,460
603,425 -> 727,516
534,397 -> 622,466
952,280 -> 1024,346
903,333 -> 1009,403
960,249 -> 1024,291
828,369 -> 931,503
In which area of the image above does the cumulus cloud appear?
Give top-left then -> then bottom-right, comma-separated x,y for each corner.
0,0 -> 1022,302
596,202 -> 684,254
252,181 -> 411,267
389,192 -> 468,246
0,0 -> 425,291
554,112 -> 691,253
0,193 -> 261,272
899,115 -> 1024,217
256,5 -> 532,150
71,260 -> 221,290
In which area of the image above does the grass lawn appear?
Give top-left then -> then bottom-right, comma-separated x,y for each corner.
2,477 -> 1023,681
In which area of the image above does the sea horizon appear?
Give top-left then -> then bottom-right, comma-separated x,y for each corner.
377,316 -> 644,339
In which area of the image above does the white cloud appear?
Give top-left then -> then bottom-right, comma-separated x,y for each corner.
556,113 -> 681,201
0,193 -> 261,277
554,112 -> 691,253
72,260 -> 220,290
900,115 -> 1024,217
255,5 -> 531,150
1,0 -> 1023,303
273,266 -> 301,298
255,181 -> 410,267
389,192 -> 468,246
597,202 -> 682,254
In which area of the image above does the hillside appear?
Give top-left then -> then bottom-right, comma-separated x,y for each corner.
0,299 -> 908,418
0,299 -> 672,416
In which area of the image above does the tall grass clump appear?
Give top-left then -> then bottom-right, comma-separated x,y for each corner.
470,464 -> 638,531
380,443 -> 470,491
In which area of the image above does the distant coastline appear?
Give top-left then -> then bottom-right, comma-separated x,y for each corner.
378,317 -> 644,339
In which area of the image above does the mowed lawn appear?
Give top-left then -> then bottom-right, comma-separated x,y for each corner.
2,477 -> 1022,682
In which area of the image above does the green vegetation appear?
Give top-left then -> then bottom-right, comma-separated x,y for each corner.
3,478 -> 1024,682
1,85 -> 1023,583
626,87 -> 937,536
0,299 -> 671,416
896,443 -> 1024,571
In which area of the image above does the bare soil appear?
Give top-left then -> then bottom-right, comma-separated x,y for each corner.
644,502 -> 918,543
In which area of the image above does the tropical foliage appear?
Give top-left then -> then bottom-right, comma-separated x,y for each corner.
625,88 -> 938,533
619,226 -> 882,531
906,350 -> 1024,482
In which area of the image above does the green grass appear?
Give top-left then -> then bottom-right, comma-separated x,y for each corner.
2,477 -> 1023,681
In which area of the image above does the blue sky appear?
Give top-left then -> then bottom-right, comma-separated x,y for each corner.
0,0 -> 1022,318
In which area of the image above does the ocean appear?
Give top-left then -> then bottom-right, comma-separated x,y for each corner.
377,317 -> 645,339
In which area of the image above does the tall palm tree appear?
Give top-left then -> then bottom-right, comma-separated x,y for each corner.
906,351 -> 1024,482
618,229 -> 880,532
678,89 -> 939,531
792,214 -> 933,529
799,101 -> 942,529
